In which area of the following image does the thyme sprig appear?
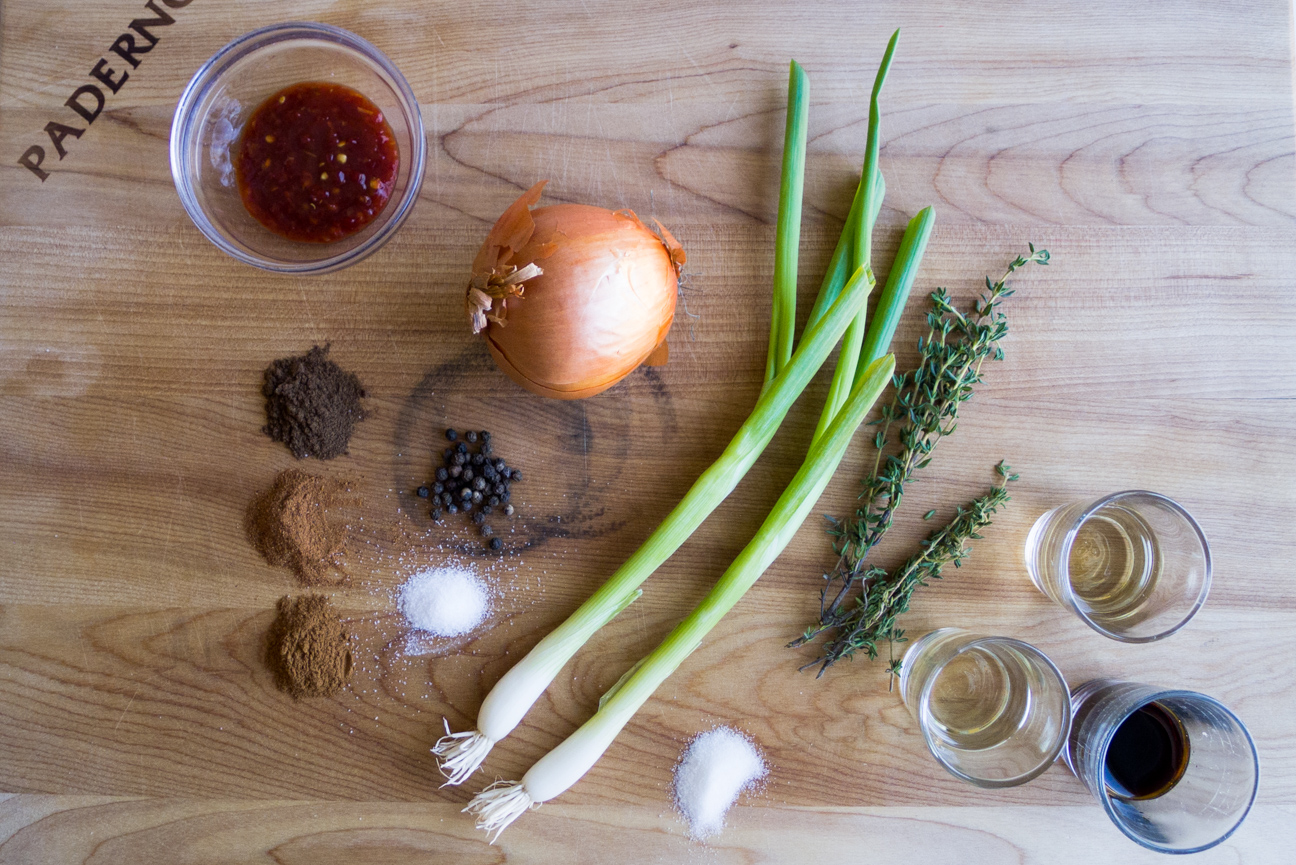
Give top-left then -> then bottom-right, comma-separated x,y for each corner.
789,246 -> 1048,676
817,464 -> 1017,682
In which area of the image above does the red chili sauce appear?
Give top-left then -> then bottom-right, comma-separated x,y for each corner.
235,82 -> 399,243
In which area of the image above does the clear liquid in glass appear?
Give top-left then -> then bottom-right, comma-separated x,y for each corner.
1068,505 -> 1162,627
927,647 -> 1026,750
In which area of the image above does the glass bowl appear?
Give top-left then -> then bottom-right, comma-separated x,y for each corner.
170,22 -> 426,274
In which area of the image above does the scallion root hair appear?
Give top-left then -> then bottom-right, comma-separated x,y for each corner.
464,780 -> 535,843
432,720 -> 494,786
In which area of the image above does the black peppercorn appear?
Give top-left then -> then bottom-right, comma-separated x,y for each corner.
460,486 -> 473,500
441,492 -> 453,506
449,465 -> 462,478
490,537 -> 503,551
481,430 -> 491,441
472,490 -> 483,503
446,428 -> 458,442
473,477 -> 487,492
504,503 -> 515,516
433,482 -> 445,495
488,495 -> 500,507
471,453 -> 485,466
483,466 -> 498,482
494,458 -> 507,472
473,511 -> 485,525
481,441 -> 493,456
466,430 -> 478,443
452,452 -> 468,466
416,485 -> 430,498
510,469 -> 523,482
456,442 -> 468,454
482,505 -> 493,515
443,447 -> 454,460
493,482 -> 506,496
435,467 -> 448,481
462,468 -> 474,484
463,499 -> 473,512
480,524 -> 494,538
501,490 -> 511,503
447,503 -> 459,515
431,508 -> 442,521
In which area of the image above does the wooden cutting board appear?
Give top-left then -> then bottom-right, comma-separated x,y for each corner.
1,1 -> 1293,861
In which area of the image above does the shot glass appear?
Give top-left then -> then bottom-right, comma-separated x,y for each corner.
1065,679 -> 1259,854
898,628 -> 1072,787
1024,491 -> 1211,642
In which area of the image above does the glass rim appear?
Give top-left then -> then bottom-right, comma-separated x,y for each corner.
168,21 -> 427,275
1057,490 -> 1212,643
917,635 -> 1073,788
1087,688 -> 1259,854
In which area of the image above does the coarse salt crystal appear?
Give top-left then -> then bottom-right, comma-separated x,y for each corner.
671,727 -> 767,840
398,566 -> 489,636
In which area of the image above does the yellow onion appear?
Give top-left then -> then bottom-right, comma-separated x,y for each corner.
467,181 -> 685,400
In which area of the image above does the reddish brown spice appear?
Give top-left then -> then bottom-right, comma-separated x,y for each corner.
235,82 -> 399,243
246,469 -> 350,585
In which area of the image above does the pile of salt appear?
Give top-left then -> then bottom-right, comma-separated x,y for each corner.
398,566 -> 489,637
671,727 -> 767,840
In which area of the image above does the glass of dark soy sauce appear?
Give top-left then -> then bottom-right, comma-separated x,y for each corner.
1065,679 -> 1259,854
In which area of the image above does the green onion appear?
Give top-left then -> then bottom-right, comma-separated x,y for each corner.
434,261 -> 876,785
466,355 -> 895,840
856,30 -> 898,273
858,205 -> 933,374
765,60 -> 810,384
802,173 -> 884,337
811,28 -> 897,441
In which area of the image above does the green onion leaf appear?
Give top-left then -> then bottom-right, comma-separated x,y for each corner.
765,60 -> 810,384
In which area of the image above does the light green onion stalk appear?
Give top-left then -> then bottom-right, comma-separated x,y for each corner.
765,60 -> 810,385
859,205 -> 933,372
801,173 -> 883,338
433,262 -> 876,784
810,28 -> 897,442
466,354 -> 895,841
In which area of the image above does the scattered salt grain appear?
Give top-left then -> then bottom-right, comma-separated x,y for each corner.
672,727 -> 767,840
398,566 -> 489,636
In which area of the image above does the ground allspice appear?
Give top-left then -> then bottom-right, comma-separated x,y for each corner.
265,594 -> 352,698
247,469 -> 349,585
262,344 -> 367,459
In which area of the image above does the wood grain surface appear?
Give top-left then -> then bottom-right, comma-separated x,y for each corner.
2,0 -> 1295,862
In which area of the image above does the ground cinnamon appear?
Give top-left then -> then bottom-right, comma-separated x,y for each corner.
247,469 -> 348,585
265,594 -> 352,698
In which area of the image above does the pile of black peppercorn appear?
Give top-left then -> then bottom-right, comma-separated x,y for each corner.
416,428 -> 522,552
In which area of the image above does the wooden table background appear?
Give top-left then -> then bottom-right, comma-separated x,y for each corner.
2,1 -> 1294,862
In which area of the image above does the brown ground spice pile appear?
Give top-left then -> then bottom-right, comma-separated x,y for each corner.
265,594 -> 352,698
247,469 -> 349,585
263,344 -> 367,460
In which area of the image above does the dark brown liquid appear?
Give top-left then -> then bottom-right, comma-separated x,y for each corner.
1105,702 -> 1190,800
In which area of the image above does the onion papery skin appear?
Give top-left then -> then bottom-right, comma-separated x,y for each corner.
478,201 -> 680,400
